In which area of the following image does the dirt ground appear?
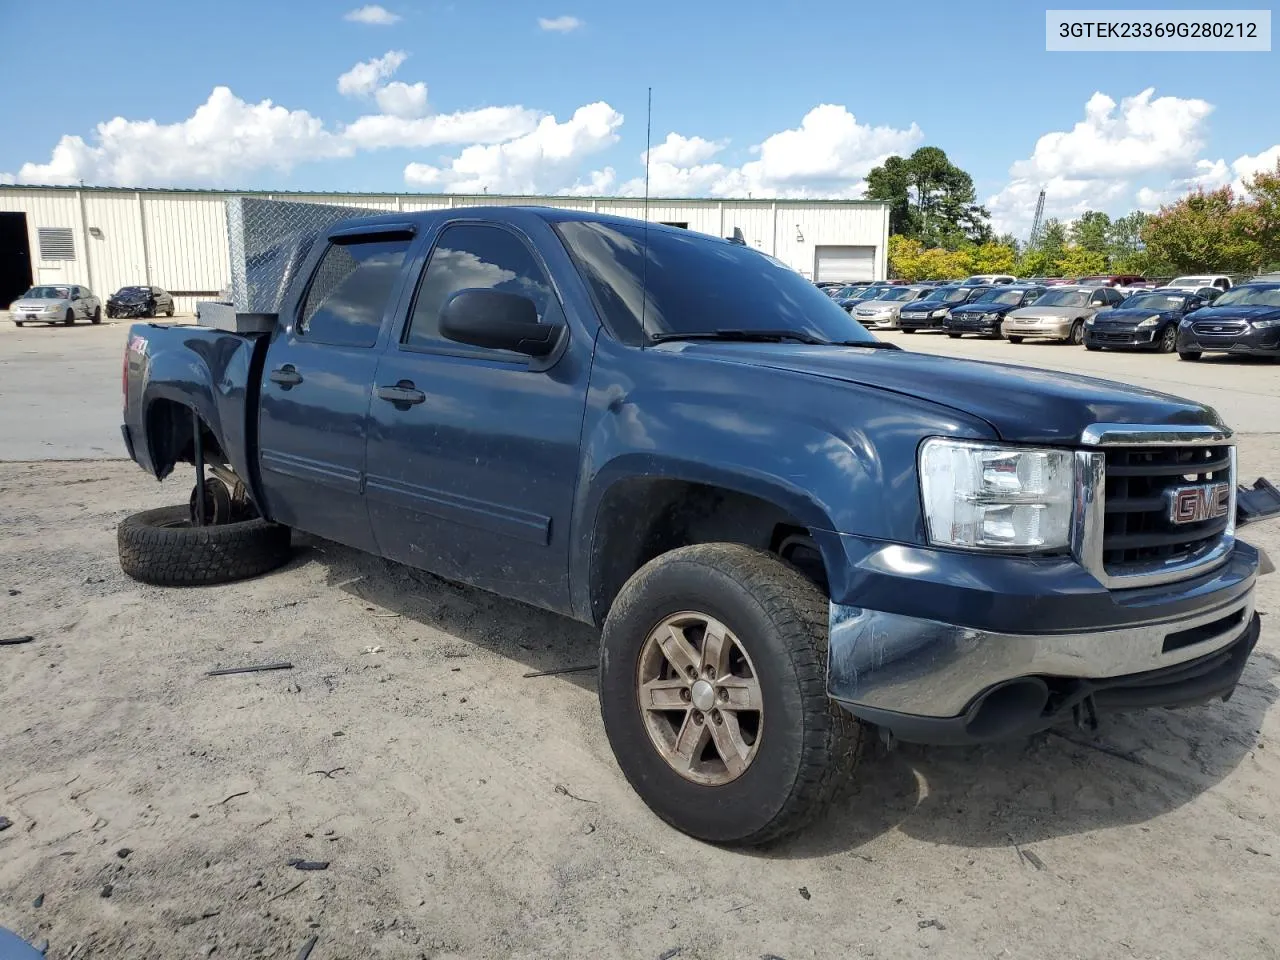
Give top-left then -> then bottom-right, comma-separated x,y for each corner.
2,445 -> 1279,960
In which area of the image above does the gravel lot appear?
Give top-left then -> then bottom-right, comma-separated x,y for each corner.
2,317 -> 1279,959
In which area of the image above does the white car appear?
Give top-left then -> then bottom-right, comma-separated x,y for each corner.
1167,275 -> 1233,293
9,284 -> 103,326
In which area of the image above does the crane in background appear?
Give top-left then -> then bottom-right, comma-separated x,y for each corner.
1028,188 -> 1046,246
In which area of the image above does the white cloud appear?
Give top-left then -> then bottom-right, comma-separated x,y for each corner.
618,106 -> 921,199
344,105 -> 541,150
644,133 -> 726,167
987,88 -> 1222,234
337,50 -> 407,98
558,167 -> 617,196
1231,144 -> 1280,188
0,171 -> 14,184
403,102 -> 622,193
16,87 -> 349,187
344,5 -> 400,25
538,15 -> 583,32
374,81 -> 429,119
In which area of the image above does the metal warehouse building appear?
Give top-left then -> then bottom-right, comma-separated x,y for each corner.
0,186 -> 889,314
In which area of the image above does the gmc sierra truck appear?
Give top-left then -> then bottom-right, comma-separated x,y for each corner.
118,205 -> 1279,845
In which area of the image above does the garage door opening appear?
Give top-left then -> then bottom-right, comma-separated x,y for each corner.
0,212 -> 33,308
814,244 -> 874,283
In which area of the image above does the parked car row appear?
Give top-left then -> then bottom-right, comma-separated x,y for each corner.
7,284 -> 176,326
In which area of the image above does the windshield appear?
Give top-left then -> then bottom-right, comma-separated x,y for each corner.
1119,293 -> 1187,311
978,288 -> 1029,305
116,286 -> 149,295
23,286 -> 70,299
919,287 -> 970,305
835,285 -> 864,298
878,287 -> 917,302
1075,277 -> 1108,286
1213,285 -> 1280,308
857,286 -> 890,300
554,219 -> 878,345
1171,277 -> 1213,286
1034,289 -> 1090,307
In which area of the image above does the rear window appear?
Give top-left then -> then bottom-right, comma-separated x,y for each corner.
554,219 -> 875,345
297,238 -> 410,347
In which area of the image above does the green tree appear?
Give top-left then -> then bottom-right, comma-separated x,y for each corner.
969,242 -> 1017,274
1069,211 -> 1112,259
1106,211 -> 1147,266
887,235 -> 925,280
1018,218 -> 1067,276
1242,160 -> 1280,270
1057,245 -> 1107,277
1141,187 -> 1263,273
866,147 -> 991,246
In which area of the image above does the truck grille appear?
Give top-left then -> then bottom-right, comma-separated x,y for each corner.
1102,444 -> 1233,576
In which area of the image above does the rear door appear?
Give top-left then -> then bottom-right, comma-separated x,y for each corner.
363,218 -> 595,614
256,224 -> 416,553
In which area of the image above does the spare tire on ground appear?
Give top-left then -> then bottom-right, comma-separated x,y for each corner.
118,505 -> 291,586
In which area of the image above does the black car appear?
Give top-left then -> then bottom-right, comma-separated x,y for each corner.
107,286 -> 175,319
1175,283 -> 1280,361
944,285 -> 1045,339
897,284 -> 991,332
1084,289 -> 1209,353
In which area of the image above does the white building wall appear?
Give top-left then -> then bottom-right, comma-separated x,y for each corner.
1,187 -> 889,311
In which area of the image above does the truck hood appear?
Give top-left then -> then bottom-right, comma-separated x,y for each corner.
671,342 -> 1224,445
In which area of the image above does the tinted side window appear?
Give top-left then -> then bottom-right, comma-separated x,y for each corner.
298,238 -> 409,348
405,224 -> 559,353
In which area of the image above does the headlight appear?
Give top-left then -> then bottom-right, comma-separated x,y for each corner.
918,438 -> 1075,551
1252,318 -> 1280,329
1136,315 -> 1161,328
931,309 -> 947,318
1085,316 -> 1096,325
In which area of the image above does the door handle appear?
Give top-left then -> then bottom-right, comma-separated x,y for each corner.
269,365 -> 303,387
375,380 -> 426,406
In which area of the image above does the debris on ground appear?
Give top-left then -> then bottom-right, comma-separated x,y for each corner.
658,949 -> 681,960
32,894 -> 44,908
116,849 -> 132,859
522,664 -> 596,678
918,919 -> 946,931
554,784 -> 597,803
296,935 -> 318,960
100,884 -> 114,898
287,859 -> 330,871
0,817 -> 12,832
206,662 -> 294,677
798,887 -> 811,900
0,636 -> 35,646
363,645 -> 384,654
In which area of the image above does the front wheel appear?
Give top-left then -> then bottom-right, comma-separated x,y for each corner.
1067,320 -> 1085,345
1085,343 -> 1101,351
901,328 -> 915,335
63,310 -> 74,326
947,332 -> 962,339
14,321 -> 23,328
1157,325 -> 1177,353
1007,335 -> 1024,344
1179,350 -> 1202,362
598,543 -> 865,846
91,306 -> 101,324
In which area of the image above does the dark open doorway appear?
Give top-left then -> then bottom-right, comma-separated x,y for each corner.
0,212 -> 33,308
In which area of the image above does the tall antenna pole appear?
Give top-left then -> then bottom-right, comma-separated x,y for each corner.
643,87 -> 652,221
640,86 -> 652,341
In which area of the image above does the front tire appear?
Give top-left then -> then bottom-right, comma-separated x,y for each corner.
1085,343 -> 1101,351
1157,325 -> 1177,353
947,332 -> 962,339
1179,350 -> 1202,362
91,306 -> 101,324
63,310 -> 74,326
598,543 -> 865,846
13,321 -> 23,328
118,505 -> 291,586
1007,335 -> 1023,344
1067,320 -> 1084,345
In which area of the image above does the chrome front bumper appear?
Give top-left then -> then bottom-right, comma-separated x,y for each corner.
828,585 -> 1256,721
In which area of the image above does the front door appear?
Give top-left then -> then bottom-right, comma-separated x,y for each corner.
363,220 -> 594,614
257,228 -> 415,553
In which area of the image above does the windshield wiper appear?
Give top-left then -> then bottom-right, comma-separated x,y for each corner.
650,328 -> 832,345
650,329 -> 902,350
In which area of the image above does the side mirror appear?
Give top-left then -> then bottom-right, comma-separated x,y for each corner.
439,288 -> 562,358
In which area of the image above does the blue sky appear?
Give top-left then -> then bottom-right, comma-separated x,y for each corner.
1,0 -> 1276,233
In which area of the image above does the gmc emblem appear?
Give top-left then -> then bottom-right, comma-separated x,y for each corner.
1169,483 -> 1230,525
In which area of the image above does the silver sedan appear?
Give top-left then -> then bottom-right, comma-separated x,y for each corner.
8,284 -> 102,326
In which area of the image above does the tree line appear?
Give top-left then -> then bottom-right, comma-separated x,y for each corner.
868,147 -> 1280,281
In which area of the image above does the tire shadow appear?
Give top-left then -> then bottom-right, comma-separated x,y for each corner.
763,645 -> 1280,859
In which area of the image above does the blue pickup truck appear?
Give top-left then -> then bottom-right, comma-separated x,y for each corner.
118,206 -> 1277,845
